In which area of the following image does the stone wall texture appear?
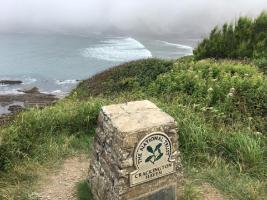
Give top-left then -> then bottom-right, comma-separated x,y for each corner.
88,100 -> 183,200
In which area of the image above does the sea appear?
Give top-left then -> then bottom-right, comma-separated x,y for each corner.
0,33 -> 197,96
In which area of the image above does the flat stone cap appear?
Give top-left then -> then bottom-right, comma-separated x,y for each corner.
101,100 -> 176,133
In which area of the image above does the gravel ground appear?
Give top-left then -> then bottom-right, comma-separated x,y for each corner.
36,156 -> 89,200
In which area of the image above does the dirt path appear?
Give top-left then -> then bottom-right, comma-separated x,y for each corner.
35,156 -> 223,200
36,156 -> 89,200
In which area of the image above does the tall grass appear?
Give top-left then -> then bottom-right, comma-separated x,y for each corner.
0,98 -> 105,199
0,98 -> 104,171
1,56 -> 266,199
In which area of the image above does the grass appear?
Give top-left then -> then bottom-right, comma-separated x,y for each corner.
0,99 -> 105,199
191,160 -> 267,200
0,57 -> 266,199
183,181 -> 203,200
77,181 -> 93,200
72,57 -> 266,199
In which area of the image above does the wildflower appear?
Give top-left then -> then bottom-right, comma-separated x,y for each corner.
227,92 -> 234,97
206,107 -> 213,110
193,104 -> 200,109
201,107 -> 207,111
253,132 -> 262,136
230,87 -> 235,93
207,87 -> 213,92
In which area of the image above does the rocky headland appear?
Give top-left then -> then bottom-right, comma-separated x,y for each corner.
0,80 -> 23,85
0,84 -> 58,125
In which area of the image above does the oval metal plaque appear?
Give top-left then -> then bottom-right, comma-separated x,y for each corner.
130,132 -> 176,187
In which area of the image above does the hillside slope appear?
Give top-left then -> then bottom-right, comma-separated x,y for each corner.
1,57 -> 266,200
74,57 -> 266,199
1,12 -> 267,200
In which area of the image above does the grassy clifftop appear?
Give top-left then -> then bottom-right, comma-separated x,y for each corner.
1,12 -> 267,200
1,57 -> 266,199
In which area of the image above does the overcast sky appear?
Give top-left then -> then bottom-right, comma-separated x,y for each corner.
0,0 -> 266,36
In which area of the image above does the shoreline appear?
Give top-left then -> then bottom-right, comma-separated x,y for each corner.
0,88 -> 58,125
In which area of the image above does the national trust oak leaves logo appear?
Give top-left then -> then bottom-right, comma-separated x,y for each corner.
145,143 -> 164,164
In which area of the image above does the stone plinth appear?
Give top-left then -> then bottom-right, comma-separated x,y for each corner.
88,100 -> 183,200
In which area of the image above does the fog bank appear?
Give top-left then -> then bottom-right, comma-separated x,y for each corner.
0,0 -> 266,37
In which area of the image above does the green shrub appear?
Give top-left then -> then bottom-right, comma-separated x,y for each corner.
73,58 -> 174,97
149,59 -> 267,132
254,57 -> 267,73
194,11 -> 267,73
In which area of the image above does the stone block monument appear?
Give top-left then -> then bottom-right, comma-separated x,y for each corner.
88,100 -> 183,200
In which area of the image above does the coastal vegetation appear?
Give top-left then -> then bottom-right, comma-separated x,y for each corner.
1,12 -> 267,200
194,11 -> 267,73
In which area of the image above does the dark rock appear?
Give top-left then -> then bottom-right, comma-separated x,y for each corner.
0,88 -> 59,126
18,87 -> 40,94
0,80 -> 23,85
8,105 -> 24,113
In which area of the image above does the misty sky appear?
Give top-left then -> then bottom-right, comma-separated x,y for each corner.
0,0 -> 266,37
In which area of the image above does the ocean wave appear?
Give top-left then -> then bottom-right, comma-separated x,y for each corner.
159,40 -> 193,50
56,79 -> 79,85
22,77 -> 37,85
51,90 -> 63,93
51,90 -> 68,98
0,89 -> 24,95
82,37 -> 152,62
39,90 -> 67,98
